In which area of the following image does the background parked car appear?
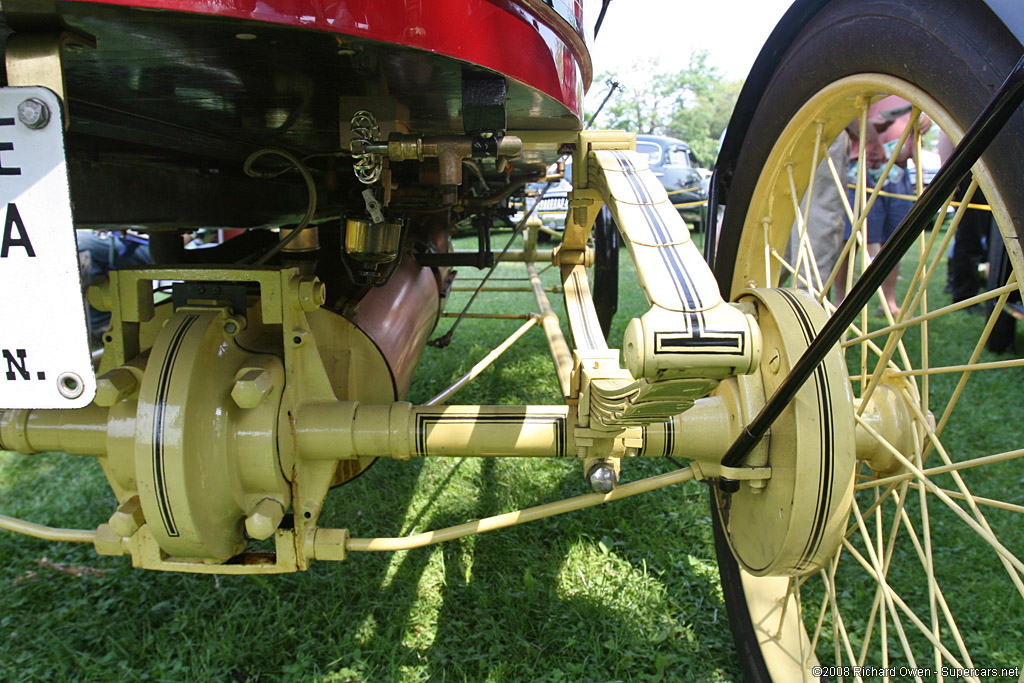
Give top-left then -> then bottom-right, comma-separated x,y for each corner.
636,133 -> 708,231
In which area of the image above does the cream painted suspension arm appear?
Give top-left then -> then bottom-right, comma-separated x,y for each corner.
558,133 -> 762,436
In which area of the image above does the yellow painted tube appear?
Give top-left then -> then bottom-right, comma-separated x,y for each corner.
527,262 -> 573,397
0,514 -> 97,543
0,404 -> 108,456
345,466 -> 694,552
425,317 -> 539,406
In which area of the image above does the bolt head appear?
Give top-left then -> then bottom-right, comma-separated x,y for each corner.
17,99 -> 50,129
587,466 -> 617,494
297,277 -> 326,312
94,368 -> 139,407
245,499 -> 285,540
231,368 -> 274,409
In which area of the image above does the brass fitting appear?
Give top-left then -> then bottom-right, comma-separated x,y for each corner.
384,133 -> 523,188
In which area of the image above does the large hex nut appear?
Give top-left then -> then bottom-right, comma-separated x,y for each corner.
231,368 -> 274,409
94,367 -> 139,407
296,277 -> 327,312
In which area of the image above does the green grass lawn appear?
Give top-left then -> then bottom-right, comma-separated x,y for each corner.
1,226 -> 1020,682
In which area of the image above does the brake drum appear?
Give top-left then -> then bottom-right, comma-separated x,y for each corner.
713,288 -> 856,576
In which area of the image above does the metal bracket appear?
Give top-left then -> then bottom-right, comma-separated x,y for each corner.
690,461 -> 771,482
5,29 -> 95,129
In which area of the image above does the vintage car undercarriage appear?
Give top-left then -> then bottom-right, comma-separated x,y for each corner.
1,1 -> 1023,679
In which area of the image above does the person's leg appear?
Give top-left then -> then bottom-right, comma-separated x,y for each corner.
75,231 -> 115,338
949,186 -> 989,304
866,241 -> 900,315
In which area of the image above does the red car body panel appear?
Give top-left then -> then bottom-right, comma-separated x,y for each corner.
78,0 -> 587,116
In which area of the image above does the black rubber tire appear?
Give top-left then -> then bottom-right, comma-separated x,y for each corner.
709,1 -> 1024,679
592,205 -> 619,338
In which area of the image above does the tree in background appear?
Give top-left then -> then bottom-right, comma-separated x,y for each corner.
588,51 -> 742,167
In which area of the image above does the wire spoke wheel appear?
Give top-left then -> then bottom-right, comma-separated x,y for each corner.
712,1 -> 1024,679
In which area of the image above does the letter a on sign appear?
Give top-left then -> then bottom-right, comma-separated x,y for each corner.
0,202 -> 35,257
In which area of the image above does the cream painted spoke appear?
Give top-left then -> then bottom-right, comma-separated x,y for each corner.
855,180 -> 980,415
809,576 -> 831,666
818,167 -> 860,303
821,561 -> 866,680
853,355 -> 1024,379
840,539 -> 975,679
930,273 -> 1018,446
843,280 -> 1020,347
848,99 -> 919,241
855,448 -> 1024,491
910,428 -> 942,676
762,218 -> 772,289
791,125 -> 827,290
895,504 -> 976,670
912,115 -> 931,417
904,396 -> 1024,595
847,481 -> 900,539
773,576 -> 795,639
850,498 -> 921,677
905,483 -> 1024,514
856,589 -> 885,668
855,415 -> 1024,581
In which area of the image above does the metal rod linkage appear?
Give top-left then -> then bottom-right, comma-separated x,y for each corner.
527,262 -> 573,397
0,514 -> 97,544
425,317 -> 540,406
346,465 -> 695,552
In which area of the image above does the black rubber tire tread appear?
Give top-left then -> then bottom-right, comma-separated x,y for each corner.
709,1 -> 1024,680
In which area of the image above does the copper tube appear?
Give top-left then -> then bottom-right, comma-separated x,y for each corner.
351,218 -> 450,398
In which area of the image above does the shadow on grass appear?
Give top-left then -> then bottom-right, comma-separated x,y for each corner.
0,447 -> 741,682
